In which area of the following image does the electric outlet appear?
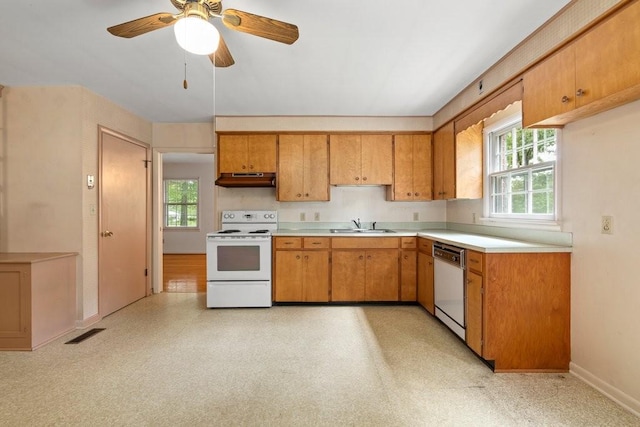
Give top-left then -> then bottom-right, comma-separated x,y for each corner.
300,212 -> 306,221
601,215 -> 613,234
413,212 -> 419,221
314,212 -> 320,221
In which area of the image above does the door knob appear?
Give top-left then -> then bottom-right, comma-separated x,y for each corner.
101,230 -> 114,237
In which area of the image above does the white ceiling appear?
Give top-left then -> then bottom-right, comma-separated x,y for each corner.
0,1 -> 570,123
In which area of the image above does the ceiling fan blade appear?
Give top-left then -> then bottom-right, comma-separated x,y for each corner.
107,13 -> 177,38
209,36 -> 235,67
221,9 -> 299,45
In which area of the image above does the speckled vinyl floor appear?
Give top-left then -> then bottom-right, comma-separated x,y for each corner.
1,293 -> 638,426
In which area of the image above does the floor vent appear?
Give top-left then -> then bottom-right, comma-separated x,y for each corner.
65,328 -> 105,344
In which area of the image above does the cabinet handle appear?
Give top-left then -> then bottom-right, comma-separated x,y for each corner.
576,88 -> 585,97
359,255 -> 364,260
305,193 -> 309,197
367,255 -> 372,260
311,242 -> 320,245
403,255 -> 408,260
296,255 -> 301,260
284,242 -> 293,245
415,192 -> 419,196
242,165 -> 247,170
561,95 -> 570,103
407,192 -> 412,196
304,255 -> 309,260
362,176 -> 367,181
296,193 -> 302,198
249,165 -> 254,170
470,259 -> 479,264
355,177 -> 360,181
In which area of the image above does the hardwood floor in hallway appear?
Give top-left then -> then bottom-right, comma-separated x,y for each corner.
163,254 -> 206,292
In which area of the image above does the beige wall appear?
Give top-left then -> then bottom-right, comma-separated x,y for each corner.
2,86 -> 151,323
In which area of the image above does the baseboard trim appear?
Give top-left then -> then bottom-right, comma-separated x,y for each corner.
75,313 -> 101,329
570,362 -> 640,417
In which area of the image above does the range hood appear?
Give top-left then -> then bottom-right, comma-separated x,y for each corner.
215,173 -> 276,188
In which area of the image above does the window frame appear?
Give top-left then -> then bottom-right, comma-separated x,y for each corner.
163,178 -> 200,230
482,112 -> 562,229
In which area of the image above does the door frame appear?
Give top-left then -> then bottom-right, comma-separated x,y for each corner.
98,126 -> 152,313
152,148 -> 216,294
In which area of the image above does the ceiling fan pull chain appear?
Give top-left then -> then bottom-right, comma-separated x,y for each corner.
183,59 -> 188,90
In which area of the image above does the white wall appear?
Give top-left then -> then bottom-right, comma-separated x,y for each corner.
562,100 -> 640,414
217,186 -> 446,227
162,158 -> 216,253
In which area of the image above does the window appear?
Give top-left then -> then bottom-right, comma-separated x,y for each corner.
485,115 -> 558,222
164,179 -> 199,228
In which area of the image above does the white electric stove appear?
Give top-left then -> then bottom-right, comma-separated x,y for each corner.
205,210 -> 277,308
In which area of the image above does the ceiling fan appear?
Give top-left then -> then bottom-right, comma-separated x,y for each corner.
107,0 -> 299,67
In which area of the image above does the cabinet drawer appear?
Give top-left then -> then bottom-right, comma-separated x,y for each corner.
274,237 -> 302,249
331,237 -> 399,249
418,238 -> 433,253
467,250 -> 483,274
304,237 -> 330,249
401,237 -> 417,249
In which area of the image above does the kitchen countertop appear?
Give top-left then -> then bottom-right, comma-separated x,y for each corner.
273,229 -> 572,253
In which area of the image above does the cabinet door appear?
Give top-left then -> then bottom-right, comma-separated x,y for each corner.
330,135 -> 361,185
455,123 -> 483,199
303,135 -> 329,201
466,270 -> 483,356
218,135 -> 248,173
277,135 -> 304,201
303,251 -> 330,302
400,250 -> 417,301
412,134 -> 432,200
574,1 -> 640,109
417,252 -> 434,314
365,249 -> 398,301
361,135 -> 393,185
522,44 -> 575,127
331,250 -> 365,301
392,135 -> 414,200
247,135 -> 276,173
433,122 -> 455,200
274,251 -> 303,301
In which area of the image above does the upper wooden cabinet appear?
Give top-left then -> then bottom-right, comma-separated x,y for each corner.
387,134 -> 432,201
217,134 -> 277,174
433,122 -> 482,200
523,1 -> 640,127
277,134 -> 329,202
329,134 -> 393,185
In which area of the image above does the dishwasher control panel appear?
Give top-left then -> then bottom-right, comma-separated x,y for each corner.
433,242 -> 465,269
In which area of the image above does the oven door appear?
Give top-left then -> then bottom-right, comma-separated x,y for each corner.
206,235 -> 272,282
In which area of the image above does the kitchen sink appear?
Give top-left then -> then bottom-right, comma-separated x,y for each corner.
329,228 -> 395,234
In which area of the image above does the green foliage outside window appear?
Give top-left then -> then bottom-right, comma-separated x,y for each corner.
164,179 -> 198,228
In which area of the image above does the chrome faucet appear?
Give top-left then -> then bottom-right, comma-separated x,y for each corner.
352,218 -> 361,229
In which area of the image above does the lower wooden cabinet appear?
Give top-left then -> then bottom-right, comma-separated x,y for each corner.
274,237 -> 329,302
417,238 -> 434,314
465,269 -> 483,356
463,249 -> 571,372
332,249 -> 399,302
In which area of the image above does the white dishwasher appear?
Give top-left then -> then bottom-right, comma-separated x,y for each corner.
433,242 -> 466,340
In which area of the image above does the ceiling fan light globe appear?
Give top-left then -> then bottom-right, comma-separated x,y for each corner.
174,16 -> 220,55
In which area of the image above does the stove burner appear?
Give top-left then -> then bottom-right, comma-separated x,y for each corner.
218,229 -> 241,234
249,229 -> 270,234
